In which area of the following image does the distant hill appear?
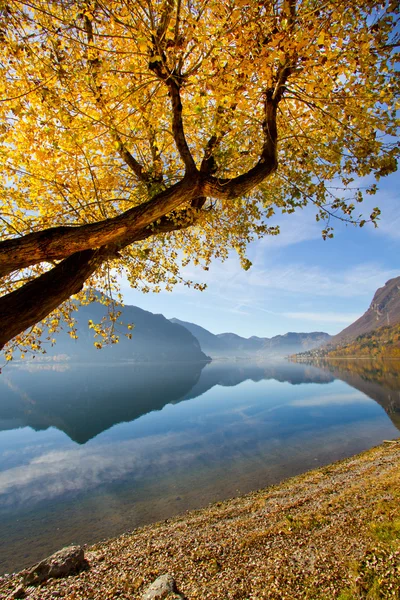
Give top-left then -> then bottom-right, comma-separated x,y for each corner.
324,323 -> 400,359
170,318 -> 330,358
38,302 -> 209,363
330,276 -> 400,345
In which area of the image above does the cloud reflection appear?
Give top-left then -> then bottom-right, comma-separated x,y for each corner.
290,392 -> 370,407
0,432 -> 208,509
0,385 -> 388,512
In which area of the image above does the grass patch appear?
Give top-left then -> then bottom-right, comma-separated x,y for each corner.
284,511 -> 328,532
351,545 -> 400,599
339,512 -> 400,600
239,529 -> 273,548
371,519 -> 400,545
337,590 -> 355,600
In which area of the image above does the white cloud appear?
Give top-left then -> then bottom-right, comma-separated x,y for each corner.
0,432 -> 200,508
258,206 -> 321,248
243,262 -> 399,298
183,255 -> 398,301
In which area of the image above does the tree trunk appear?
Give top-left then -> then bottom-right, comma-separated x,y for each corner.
0,249 -> 107,350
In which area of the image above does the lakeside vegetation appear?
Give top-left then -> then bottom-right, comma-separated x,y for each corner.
326,323 -> 400,359
293,323 -> 400,362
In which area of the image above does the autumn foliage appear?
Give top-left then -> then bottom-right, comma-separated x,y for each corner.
325,323 -> 400,359
293,322 -> 400,362
0,0 -> 398,354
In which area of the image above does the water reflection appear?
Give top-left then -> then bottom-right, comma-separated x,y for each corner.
301,358 -> 400,430
1,360 -> 399,442
0,359 -> 399,574
0,361 -> 335,444
0,362 -> 205,444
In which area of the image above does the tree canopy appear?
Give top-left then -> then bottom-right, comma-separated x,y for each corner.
0,0 -> 398,356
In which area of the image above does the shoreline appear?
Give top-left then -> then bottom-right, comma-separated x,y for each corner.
1,439 -> 399,599
293,356 -> 400,361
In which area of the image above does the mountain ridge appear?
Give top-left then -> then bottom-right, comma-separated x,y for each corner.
329,276 -> 400,344
170,317 -> 331,358
36,302 -> 210,363
18,299 -> 335,363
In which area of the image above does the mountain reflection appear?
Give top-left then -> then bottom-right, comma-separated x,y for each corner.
0,359 -> 399,444
305,358 -> 400,431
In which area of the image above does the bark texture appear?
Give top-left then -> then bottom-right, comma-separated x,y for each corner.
0,249 -> 107,349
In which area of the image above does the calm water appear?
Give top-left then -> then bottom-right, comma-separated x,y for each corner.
0,359 -> 399,574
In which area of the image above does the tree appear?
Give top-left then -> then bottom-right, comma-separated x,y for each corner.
0,0 -> 398,355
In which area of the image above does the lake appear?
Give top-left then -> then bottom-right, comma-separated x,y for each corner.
0,358 -> 399,574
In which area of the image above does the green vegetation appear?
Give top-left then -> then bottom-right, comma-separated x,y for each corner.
338,471 -> 400,600
338,540 -> 399,599
294,323 -> 400,362
327,323 -> 400,359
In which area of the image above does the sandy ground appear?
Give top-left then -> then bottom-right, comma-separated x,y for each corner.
1,439 -> 399,600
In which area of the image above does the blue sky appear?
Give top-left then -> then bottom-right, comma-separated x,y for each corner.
121,174 -> 400,338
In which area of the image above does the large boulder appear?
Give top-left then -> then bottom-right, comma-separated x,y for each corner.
22,545 -> 87,585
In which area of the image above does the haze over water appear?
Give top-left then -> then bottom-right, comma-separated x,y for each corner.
0,359 -> 399,574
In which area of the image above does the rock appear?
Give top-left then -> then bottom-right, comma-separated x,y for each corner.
141,573 -> 186,599
10,584 -> 26,599
22,545 -> 87,586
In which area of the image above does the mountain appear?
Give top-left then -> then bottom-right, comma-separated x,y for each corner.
330,276 -> 400,344
183,360 -> 333,401
170,318 -> 330,358
261,332 -> 332,356
37,302 -> 209,363
319,323 -> 400,359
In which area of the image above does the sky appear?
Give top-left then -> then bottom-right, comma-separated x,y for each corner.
121,173 -> 400,338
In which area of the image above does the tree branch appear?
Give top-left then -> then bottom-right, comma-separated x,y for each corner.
112,130 -> 150,182
148,56 -> 196,174
0,248 -> 108,350
200,130 -> 224,175
202,95 -> 278,199
168,78 -> 197,173
0,209 -> 201,350
120,206 -> 200,244
0,90 -> 279,278
273,0 -> 297,101
0,175 -> 201,277
156,0 -> 175,42
0,70 -> 282,279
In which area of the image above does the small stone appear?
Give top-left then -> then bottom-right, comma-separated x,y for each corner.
141,573 -> 186,599
10,584 -> 26,599
22,545 -> 87,586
